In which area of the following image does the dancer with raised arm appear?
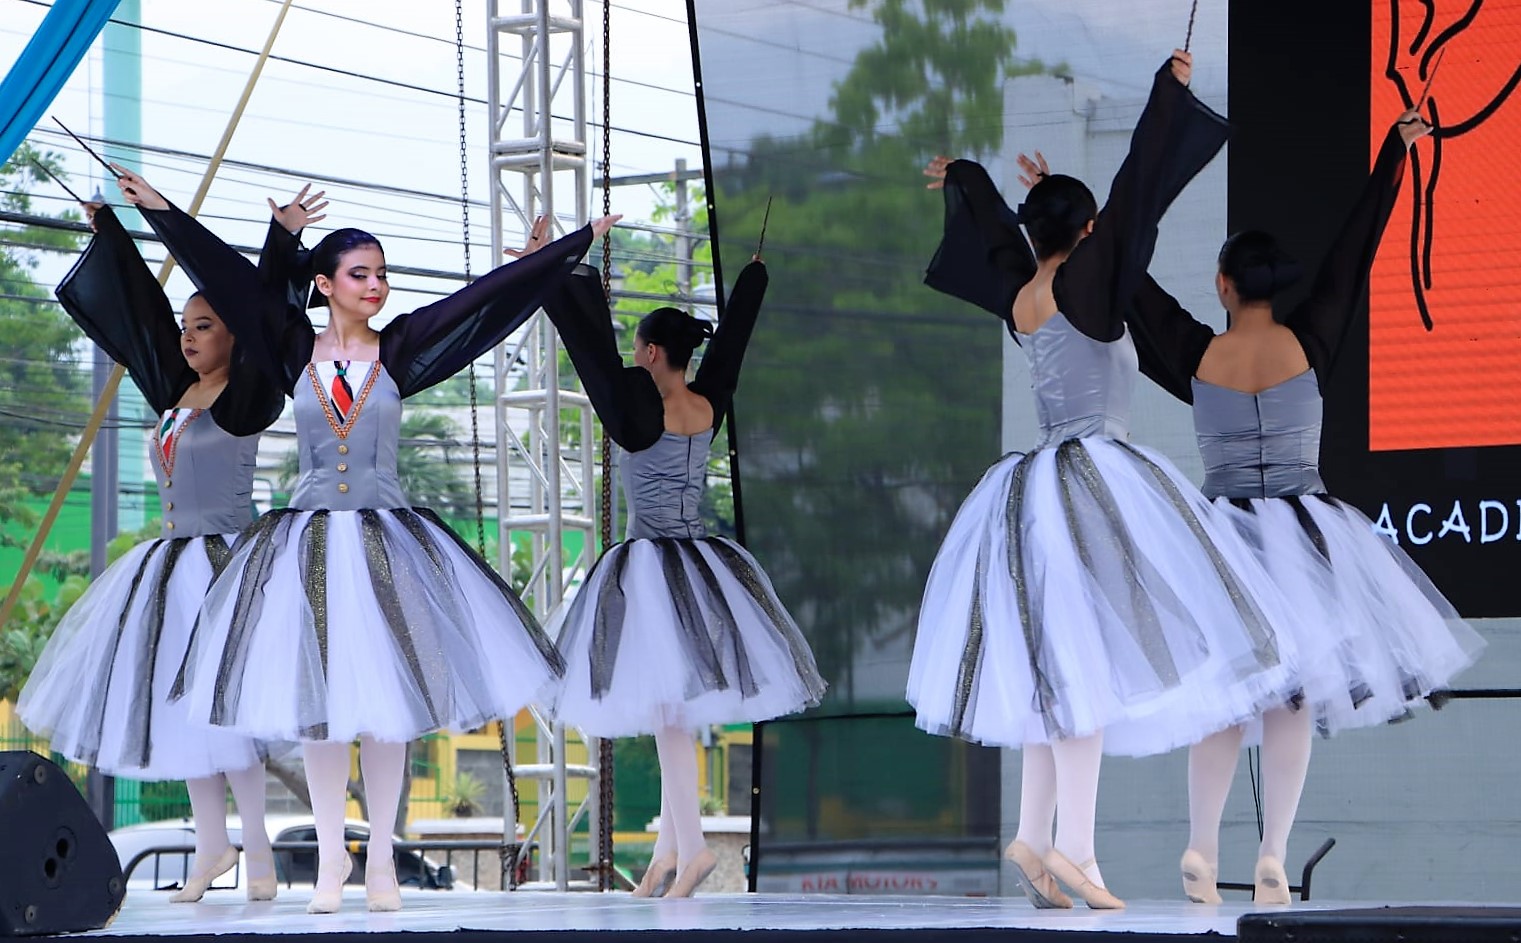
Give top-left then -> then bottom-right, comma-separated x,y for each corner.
112,166 -> 611,914
16,192 -> 313,902
1112,110 -> 1483,904
911,51 -> 1303,910
526,222 -> 825,898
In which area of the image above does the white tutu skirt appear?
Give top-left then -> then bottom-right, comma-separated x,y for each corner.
175,507 -> 564,743
17,535 -> 261,779
545,536 -> 826,737
1219,494 -> 1483,735
908,437 -> 1306,757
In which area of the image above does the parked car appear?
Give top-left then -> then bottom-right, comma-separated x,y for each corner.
110,815 -> 465,894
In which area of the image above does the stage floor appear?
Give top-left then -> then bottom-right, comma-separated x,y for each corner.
82,889 -> 1370,941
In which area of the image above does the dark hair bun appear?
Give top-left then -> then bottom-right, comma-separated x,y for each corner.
637,306 -> 714,370
1016,174 -> 1098,260
1217,230 -> 1303,302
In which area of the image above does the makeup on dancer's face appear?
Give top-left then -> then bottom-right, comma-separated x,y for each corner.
180,296 -> 233,372
325,245 -> 390,316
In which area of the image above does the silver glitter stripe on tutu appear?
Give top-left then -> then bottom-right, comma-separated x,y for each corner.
704,538 -> 827,702
1057,440 -> 1187,690
166,536 -> 235,705
204,534 -> 232,577
358,509 -> 443,730
1113,441 -> 1280,671
297,511 -> 331,741
413,506 -> 564,676
208,511 -> 290,725
677,541 -> 759,699
653,538 -> 730,699
122,538 -> 190,768
588,546 -> 632,699
77,540 -> 164,767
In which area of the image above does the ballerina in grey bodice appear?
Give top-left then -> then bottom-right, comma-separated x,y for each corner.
131,177 -> 607,914
1123,111 -> 1480,905
1017,312 -> 1138,450
18,192 -> 296,905
539,243 -> 824,898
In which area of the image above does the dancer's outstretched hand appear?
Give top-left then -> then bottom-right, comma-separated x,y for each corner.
923,155 -> 955,190
1016,151 -> 1050,189
80,201 -> 104,232
110,164 -> 168,211
1170,49 -> 1192,87
505,213 -> 622,259
1396,108 -> 1434,148
268,183 -> 328,233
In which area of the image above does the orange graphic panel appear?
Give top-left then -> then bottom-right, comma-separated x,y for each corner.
1370,1 -> 1521,450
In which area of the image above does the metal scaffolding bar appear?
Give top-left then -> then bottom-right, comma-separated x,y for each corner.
485,0 -> 600,892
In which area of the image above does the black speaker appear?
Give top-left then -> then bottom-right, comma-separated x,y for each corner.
0,752 -> 125,936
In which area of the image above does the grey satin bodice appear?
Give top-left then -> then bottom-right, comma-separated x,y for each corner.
1017,313 -> 1136,450
623,431 -> 709,540
154,413 -> 260,539
1192,371 -> 1326,499
288,363 -> 409,511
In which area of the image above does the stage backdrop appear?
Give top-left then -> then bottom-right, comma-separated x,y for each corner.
692,0 -> 1521,902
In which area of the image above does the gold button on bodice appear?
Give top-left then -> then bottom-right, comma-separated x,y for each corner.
164,479 -> 172,488
166,521 -> 175,530
337,444 -> 349,455
337,483 -> 350,494
336,462 -> 348,473
165,502 -> 174,511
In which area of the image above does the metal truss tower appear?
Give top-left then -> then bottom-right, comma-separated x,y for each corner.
485,0 -> 601,891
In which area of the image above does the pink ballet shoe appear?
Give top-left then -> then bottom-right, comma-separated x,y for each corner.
366,856 -> 402,913
306,854 -> 353,915
631,854 -> 676,898
1180,849 -> 1221,904
1043,849 -> 1125,910
1004,841 -> 1072,909
170,845 -> 240,903
1254,856 -> 1292,905
664,847 -> 717,899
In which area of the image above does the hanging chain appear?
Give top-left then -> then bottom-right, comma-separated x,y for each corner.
596,0 -> 617,893
457,0 -> 522,891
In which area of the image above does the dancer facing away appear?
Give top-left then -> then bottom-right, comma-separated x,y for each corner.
114,166 -> 613,914
527,223 -> 825,898
17,197 -> 304,903
910,51 -> 1306,910
1110,110 -> 1483,904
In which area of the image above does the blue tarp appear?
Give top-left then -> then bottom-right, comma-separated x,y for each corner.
0,0 -> 123,164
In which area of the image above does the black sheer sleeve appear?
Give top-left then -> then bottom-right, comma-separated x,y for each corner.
54,206 -> 190,414
923,159 -> 1035,333
1284,124 -> 1408,385
257,218 -> 313,315
691,260 -> 767,433
141,203 -> 314,398
1055,60 -> 1229,341
379,226 -> 593,399
1125,275 -> 1218,404
542,265 -> 665,452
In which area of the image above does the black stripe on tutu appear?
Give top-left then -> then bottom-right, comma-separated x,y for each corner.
78,540 -> 164,767
412,506 -> 565,676
678,541 -> 760,699
1114,441 -> 1281,672
588,545 -> 631,699
123,538 -> 189,768
209,511 -> 290,726
949,526 -> 992,740
654,538 -> 730,699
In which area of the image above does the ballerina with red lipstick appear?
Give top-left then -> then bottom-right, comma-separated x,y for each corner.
113,165 -> 614,914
